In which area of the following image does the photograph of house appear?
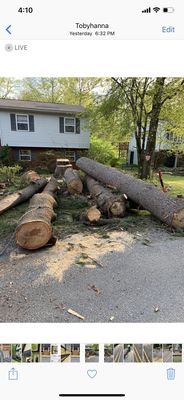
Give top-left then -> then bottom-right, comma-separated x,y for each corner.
0,77 -> 184,325
0,98 -> 89,164
0,344 -> 11,362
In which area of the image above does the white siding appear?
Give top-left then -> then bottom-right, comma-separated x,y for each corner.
0,111 -> 90,149
128,128 -> 168,165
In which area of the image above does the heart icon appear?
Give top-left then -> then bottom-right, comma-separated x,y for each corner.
87,369 -> 97,378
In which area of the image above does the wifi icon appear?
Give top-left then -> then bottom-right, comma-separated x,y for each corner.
153,6 -> 161,12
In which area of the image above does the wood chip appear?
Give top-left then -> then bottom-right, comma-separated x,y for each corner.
88,284 -> 102,295
67,308 -> 85,320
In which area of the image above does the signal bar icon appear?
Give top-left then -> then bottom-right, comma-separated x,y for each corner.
142,7 -> 151,13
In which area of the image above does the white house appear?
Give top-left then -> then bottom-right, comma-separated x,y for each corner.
128,129 -> 184,168
0,99 -> 90,162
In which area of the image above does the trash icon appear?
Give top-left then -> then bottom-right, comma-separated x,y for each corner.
167,368 -> 175,380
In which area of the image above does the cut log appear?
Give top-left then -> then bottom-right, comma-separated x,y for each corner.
21,170 -> 41,185
16,177 -> 59,250
86,176 -> 126,217
76,157 -> 184,229
0,177 -> 47,215
80,206 -> 101,223
64,168 -> 83,195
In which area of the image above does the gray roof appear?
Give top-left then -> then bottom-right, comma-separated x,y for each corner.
0,99 -> 85,114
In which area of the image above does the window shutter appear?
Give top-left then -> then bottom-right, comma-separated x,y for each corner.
76,118 -> 80,134
59,117 -> 64,133
10,114 -> 16,131
29,115 -> 35,132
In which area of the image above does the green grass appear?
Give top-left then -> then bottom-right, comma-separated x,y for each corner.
150,174 -> 184,197
0,203 -> 28,240
160,174 -> 184,196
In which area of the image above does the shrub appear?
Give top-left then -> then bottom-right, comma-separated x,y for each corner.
0,145 -> 11,166
0,165 -> 22,185
88,137 -> 117,165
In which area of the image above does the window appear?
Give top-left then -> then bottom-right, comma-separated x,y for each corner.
19,149 -> 32,161
16,114 -> 29,131
64,117 -> 75,133
65,150 -> 76,161
166,132 -> 183,144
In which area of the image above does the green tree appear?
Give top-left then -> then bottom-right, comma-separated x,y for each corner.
0,78 -> 15,98
99,77 -> 184,179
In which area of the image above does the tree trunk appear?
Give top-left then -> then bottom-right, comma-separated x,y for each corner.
141,78 -> 166,179
86,176 -> 126,217
64,168 -> 83,194
16,177 -> 58,250
0,177 -> 47,215
76,157 -> 184,229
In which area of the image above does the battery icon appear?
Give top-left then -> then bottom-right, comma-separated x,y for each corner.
163,7 -> 175,13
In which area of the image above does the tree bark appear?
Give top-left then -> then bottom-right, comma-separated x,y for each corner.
16,177 -> 59,250
77,157 -> 184,229
140,78 -> 166,179
86,176 -> 126,217
0,177 -> 47,215
64,168 -> 83,194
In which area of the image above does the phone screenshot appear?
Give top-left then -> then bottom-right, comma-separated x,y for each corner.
0,1 -> 184,399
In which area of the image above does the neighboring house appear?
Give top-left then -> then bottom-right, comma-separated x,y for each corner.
0,99 -> 90,162
128,129 -> 184,168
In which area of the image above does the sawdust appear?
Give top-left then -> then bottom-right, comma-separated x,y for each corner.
40,230 -> 134,281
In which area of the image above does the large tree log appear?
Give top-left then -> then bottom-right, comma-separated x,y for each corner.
76,157 -> 184,229
86,176 -> 126,217
64,168 -> 83,194
16,177 -> 59,250
0,176 -> 47,215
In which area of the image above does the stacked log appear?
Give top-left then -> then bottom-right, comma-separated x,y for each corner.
76,157 -> 184,229
16,177 -> 59,250
86,176 -> 126,217
64,168 -> 83,195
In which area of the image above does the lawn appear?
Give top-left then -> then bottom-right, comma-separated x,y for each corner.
160,174 -> 184,196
